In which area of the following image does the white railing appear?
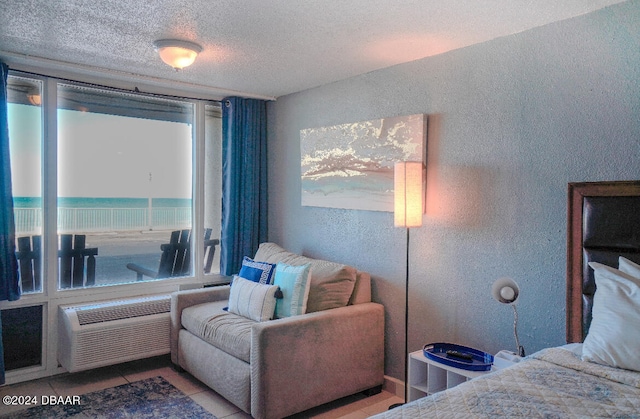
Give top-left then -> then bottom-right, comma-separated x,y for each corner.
15,207 -> 192,234
15,208 -> 42,235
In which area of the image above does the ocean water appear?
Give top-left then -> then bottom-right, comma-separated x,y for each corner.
14,197 -> 191,209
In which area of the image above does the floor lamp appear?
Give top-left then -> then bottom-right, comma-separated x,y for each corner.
390,161 -> 424,409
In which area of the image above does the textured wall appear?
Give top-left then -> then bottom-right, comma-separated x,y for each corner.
267,1 -> 640,380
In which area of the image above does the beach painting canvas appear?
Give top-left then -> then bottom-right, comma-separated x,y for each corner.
301,114 -> 426,212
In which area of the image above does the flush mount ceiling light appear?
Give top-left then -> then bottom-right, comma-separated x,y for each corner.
27,87 -> 41,106
153,39 -> 202,70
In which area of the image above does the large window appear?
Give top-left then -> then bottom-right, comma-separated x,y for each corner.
8,73 -> 221,293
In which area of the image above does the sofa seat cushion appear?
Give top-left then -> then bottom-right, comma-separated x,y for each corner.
254,242 -> 357,312
181,300 -> 254,363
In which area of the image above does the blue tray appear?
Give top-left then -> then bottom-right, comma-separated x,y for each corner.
423,343 -> 494,371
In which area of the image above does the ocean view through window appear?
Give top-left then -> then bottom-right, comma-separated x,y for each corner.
8,75 -> 43,293
57,83 -> 193,289
9,73 -> 222,293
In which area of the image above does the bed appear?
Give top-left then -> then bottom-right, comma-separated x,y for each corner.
372,180 -> 640,418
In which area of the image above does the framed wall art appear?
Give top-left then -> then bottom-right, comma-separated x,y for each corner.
300,114 -> 426,211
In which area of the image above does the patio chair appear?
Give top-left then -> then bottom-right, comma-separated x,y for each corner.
16,235 -> 42,293
126,228 -> 219,281
16,234 -> 98,291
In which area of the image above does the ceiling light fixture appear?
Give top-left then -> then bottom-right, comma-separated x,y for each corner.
27,88 -> 41,106
153,39 -> 202,70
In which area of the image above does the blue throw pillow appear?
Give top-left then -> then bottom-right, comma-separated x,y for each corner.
238,256 -> 277,284
273,262 -> 311,318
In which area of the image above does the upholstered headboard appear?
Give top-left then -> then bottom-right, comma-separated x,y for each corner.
566,181 -> 640,343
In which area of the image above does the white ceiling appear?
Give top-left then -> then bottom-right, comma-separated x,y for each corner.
0,0 -> 627,100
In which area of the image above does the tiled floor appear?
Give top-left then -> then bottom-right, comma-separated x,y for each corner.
0,356 -> 403,418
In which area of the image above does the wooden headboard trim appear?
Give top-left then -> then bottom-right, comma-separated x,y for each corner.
566,180 -> 640,343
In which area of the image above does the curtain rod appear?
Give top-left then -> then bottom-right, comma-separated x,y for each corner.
0,50 -> 277,102
10,68 -> 223,107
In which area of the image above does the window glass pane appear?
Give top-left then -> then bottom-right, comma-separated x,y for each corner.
204,104 -> 222,275
57,83 -> 193,289
7,75 -> 43,294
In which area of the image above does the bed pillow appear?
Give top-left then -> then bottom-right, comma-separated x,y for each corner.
619,256 -> 640,279
272,262 -> 311,318
228,275 -> 279,322
238,256 -> 277,284
583,262 -> 640,372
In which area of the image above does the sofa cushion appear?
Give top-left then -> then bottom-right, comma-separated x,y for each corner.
273,262 -> 311,318
181,300 -> 254,362
349,272 -> 372,305
254,242 -> 357,312
238,256 -> 277,284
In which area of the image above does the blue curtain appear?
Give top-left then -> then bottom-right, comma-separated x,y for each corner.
0,62 -> 21,385
220,97 -> 268,275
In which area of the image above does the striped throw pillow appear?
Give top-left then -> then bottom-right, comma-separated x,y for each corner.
228,275 -> 279,322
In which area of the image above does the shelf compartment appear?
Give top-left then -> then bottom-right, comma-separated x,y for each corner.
426,363 -> 447,394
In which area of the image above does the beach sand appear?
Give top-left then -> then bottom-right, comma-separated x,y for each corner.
19,230 -> 220,287
84,230 -> 170,284
83,230 -> 222,285
84,230 -> 171,256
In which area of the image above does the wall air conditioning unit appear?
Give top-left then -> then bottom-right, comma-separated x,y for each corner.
58,294 -> 171,372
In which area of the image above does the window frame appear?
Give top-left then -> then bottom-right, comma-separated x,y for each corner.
7,74 -> 215,299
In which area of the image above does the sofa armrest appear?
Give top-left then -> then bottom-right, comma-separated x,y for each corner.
170,286 -> 231,365
250,302 -> 384,419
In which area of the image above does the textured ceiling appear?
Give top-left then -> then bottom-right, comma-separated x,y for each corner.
0,0 -> 627,100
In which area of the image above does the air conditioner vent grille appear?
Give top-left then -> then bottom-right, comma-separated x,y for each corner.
72,295 -> 171,325
59,295 -> 172,372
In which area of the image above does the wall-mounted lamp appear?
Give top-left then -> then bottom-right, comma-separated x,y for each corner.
492,277 -> 525,357
153,39 -> 202,70
390,161 -> 424,409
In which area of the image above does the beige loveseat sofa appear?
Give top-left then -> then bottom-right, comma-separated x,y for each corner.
170,243 -> 385,419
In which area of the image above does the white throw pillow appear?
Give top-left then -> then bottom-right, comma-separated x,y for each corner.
583,262 -> 640,372
228,275 -> 279,322
619,256 -> 640,279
